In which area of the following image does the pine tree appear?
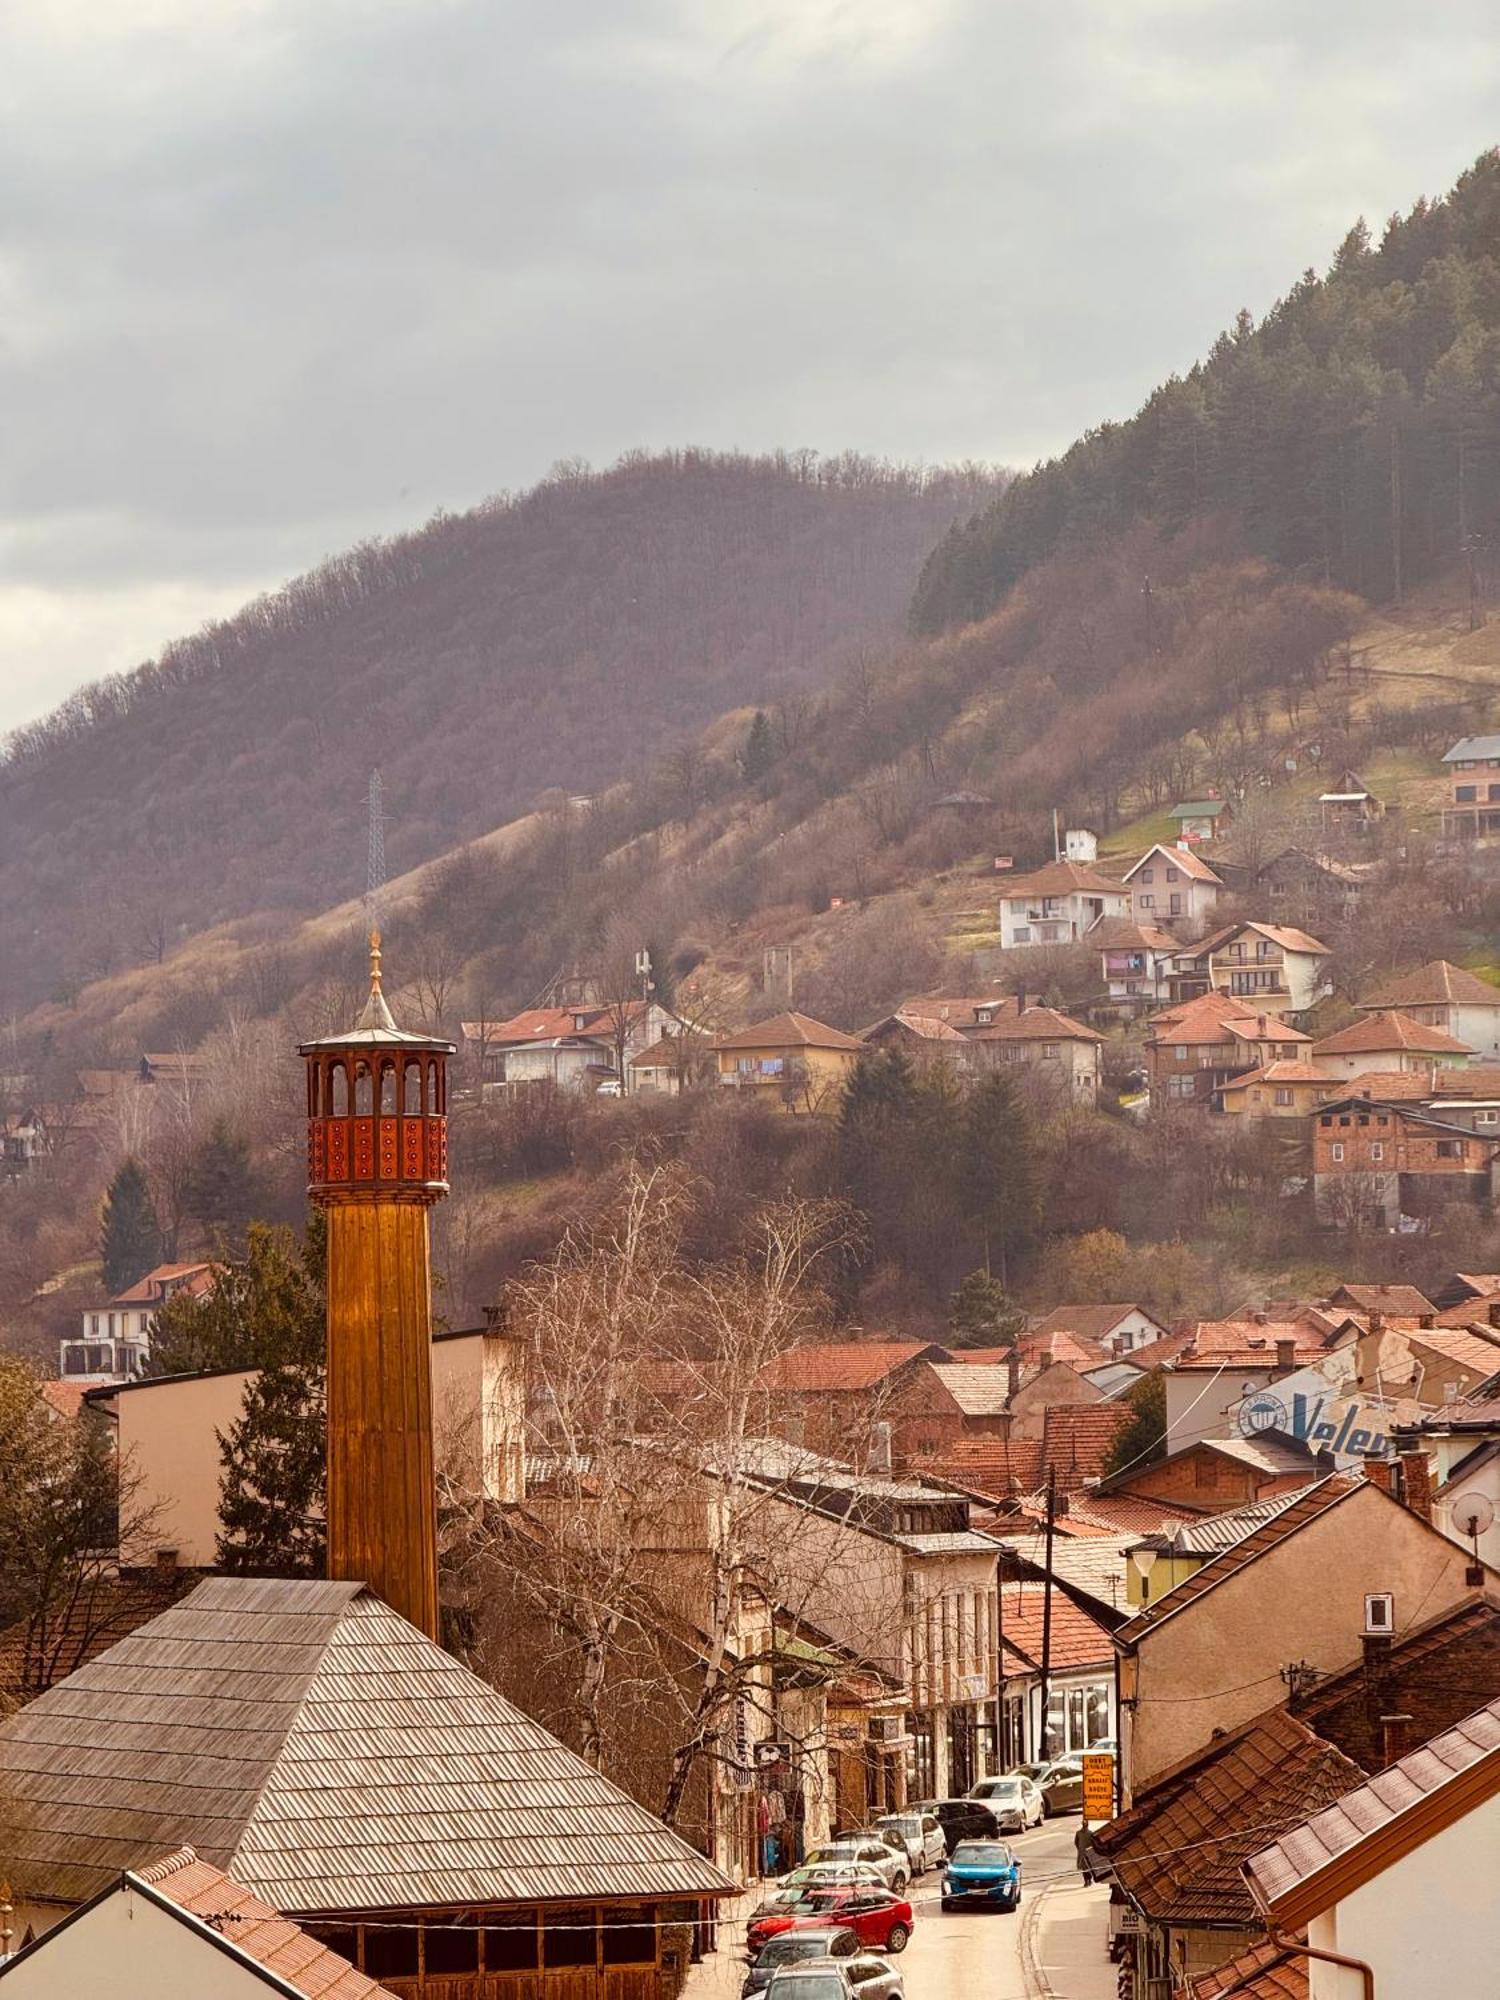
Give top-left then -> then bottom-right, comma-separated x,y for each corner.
215,1359 -> 326,1576
185,1118 -> 254,1248
947,1269 -> 1027,1350
149,1217 -> 323,1375
742,709 -> 775,782
1102,1373 -> 1166,1478
100,1158 -> 160,1293
960,1070 -> 1040,1286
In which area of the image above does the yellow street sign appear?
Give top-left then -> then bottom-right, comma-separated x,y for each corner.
1081,1752 -> 1114,1820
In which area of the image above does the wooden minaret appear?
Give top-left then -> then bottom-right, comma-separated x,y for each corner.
301,931 -> 453,1639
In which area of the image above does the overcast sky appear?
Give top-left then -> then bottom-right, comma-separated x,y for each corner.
3,1 -> 1497,733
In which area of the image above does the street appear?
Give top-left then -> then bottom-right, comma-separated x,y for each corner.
685,1817 -> 1114,2000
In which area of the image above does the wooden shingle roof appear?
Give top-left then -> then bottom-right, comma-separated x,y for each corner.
0,1578 -> 735,1915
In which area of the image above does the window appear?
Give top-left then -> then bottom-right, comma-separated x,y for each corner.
1274,1088 -> 1293,1107
1138,893 -> 1155,908
1330,1142 -> 1345,1161
1170,894 -> 1183,915
1437,1139 -> 1466,1159
1370,1142 -> 1384,1162
1174,1044 -> 1188,1060
424,1920 -> 479,1975
602,1908 -> 656,1966
1488,784 -> 1500,802
1012,927 -> 1031,944
1138,867 -> 1154,883
1169,1075 -> 1196,1099
545,1910 -> 598,1969
1478,1110 -> 1498,1126
1456,785 -> 1478,802
89,1314 -> 100,1336
483,1913 -> 539,1971
364,1926 -> 420,1980
1166,867 -> 1181,883
1041,1044 -> 1059,1061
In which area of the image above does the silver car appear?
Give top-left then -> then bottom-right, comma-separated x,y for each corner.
797,1841 -> 908,1894
967,1773 -> 1044,1832
873,1811 -> 946,1875
765,1958 -> 904,2000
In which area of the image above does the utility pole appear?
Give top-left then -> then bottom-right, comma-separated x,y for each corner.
1038,1466 -> 1056,1762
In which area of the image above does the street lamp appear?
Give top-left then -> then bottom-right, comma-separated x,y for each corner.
1130,1546 -> 1159,1605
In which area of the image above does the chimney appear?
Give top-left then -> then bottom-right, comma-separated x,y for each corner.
1275,1338 -> 1297,1374
1395,1442 -> 1433,1524
1251,1309 -> 1268,1327
868,1421 -> 894,1478
153,1547 -> 179,1574
1369,1308 -> 1384,1335
1363,1452 -> 1393,1495
1487,1301 -> 1500,1329
1257,1014 -> 1269,1039
1380,1713 -> 1415,1767
1418,1312 -> 1435,1329
1007,1348 -> 1021,1403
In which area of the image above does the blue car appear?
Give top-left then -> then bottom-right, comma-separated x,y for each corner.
940,1839 -> 1022,1912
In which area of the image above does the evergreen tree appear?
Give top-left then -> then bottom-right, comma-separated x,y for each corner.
215,1359 -> 326,1576
947,1269 -> 1027,1349
1102,1372 -> 1166,1478
185,1118 -> 254,1248
100,1157 -> 160,1293
742,709 -> 776,782
149,1216 -> 324,1375
960,1070 -> 1040,1286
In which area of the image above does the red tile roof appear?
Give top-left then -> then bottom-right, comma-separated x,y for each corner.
1246,1696 -> 1500,1929
1096,1709 -> 1364,1927
1067,1493 -> 1200,1535
1041,1403 -> 1132,1481
921,1435 -> 1046,1498
1017,1329 -> 1108,1371
712,1011 -> 864,1053
967,1005 -> 1103,1045
136,1845 -> 392,1997
1220,1061 -> 1330,1091
1188,1940 -> 1308,1998
756,1340 -> 952,1391
1029,1304 -> 1164,1344
1326,1282 -> 1436,1317
1311,1009 -> 1473,1057
1361,959 -> 1500,1010
1168,1313 -> 1343,1372
998,1581 -> 1115,1672
110,1260 -> 216,1306
38,1379 -> 90,1419
1124,842 -> 1224,886
997,858 -> 1129,899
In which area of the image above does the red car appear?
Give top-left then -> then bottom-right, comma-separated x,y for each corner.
746,1886 -> 913,1957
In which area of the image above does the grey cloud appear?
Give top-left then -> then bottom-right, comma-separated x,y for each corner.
1,0 -> 1497,725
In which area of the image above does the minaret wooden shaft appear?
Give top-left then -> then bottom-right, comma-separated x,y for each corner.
324,1199 -> 440,1639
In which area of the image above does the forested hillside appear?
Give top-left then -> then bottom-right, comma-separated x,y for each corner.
914,152 -> 1500,633
0,452 -> 994,1014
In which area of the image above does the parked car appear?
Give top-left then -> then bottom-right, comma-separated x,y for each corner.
778,1863 -> 888,1896
1006,1762 -> 1051,1787
941,1839 -> 1023,1913
872,1811 -> 946,1876
798,1839 -> 908,1893
909,1797 -> 1002,1854
746,1888 -> 914,1958
742,1927 -> 860,1997
761,1957 -> 904,2000
1036,1761 -> 1085,1816
966,1773 -> 1043,1831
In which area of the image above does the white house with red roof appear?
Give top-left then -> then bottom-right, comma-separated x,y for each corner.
1357,958 -> 1500,1060
1120,843 -> 1224,935
1309,1009 -> 1475,1080
462,999 -> 679,1093
995,859 -> 1131,950
61,1262 -> 216,1384
1177,921 -> 1333,1020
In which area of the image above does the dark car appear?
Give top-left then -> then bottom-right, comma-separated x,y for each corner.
1036,1761 -> 1085,1816
909,1797 -> 1003,1854
941,1839 -> 1022,1913
743,1927 -> 860,1996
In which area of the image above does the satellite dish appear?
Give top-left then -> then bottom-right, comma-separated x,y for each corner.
1453,1492 -> 1495,1541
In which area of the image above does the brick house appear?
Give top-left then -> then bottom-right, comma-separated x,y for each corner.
1312,1092 -> 1500,1228
1095,1434 -> 1320,1517
1440,732 -> 1500,838
1120,843 -> 1224,935
751,1340 -> 962,1461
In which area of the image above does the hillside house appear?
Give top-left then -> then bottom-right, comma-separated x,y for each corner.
1095,918 -> 1181,1012
995,859 -> 1130,949
1441,733 -> 1500,839
1,1107 -> 47,1176
1146,992 -> 1311,1108
1168,798 -> 1234,842
1316,767 -> 1383,833
629,1032 -> 712,1095
711,1012 -> 863,1111
751,1339 -> 962,1462
965,1003 -> 1103,1097
1120,843 -> 1223,934
463,999 -> 678,1093
1027,1303 -> 1169,1356
1181,921 -> 1332,1020
1313,1093 -> 1500,1228
60,1261 -> 216,1384
1309,1008 -> 1474,1079
1219,1059 -> 1331,1118
1359,958 -> 1500,1061
1254,846 -> 1366,927
859,1008 -> 975,1068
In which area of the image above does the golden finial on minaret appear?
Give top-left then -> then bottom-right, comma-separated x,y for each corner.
368,925 -> 384,999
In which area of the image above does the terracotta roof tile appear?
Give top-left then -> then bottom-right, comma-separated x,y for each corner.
756,1340 -> 952,1392
136,1846 -> 393,1997
921,1435 -> 1046,1498
1097,1710 -> 1364,1926
1189,1940 -> 1309,1998
1029,1304 -> 1164,1344
1361,960 -> 1500,1010
1327,1283 -> 1435,1317
711,1011 -> 864,1053
1018,1329 -> 1109,1371
1041,1403 -> 1132,1481
967,1005 -> 1103,1045
0,1572 -> 194,1713
110,1261 -> 216,1306
1065,1494 -> 1200,1534
1311,1010 -> 1474,1057
996,859 -> 1129,899
1246,1696 -> 1500,1924
1124,843 -> 1224,885
998,1580 -> 1115,1671
1339,1068 -> 1436,1100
